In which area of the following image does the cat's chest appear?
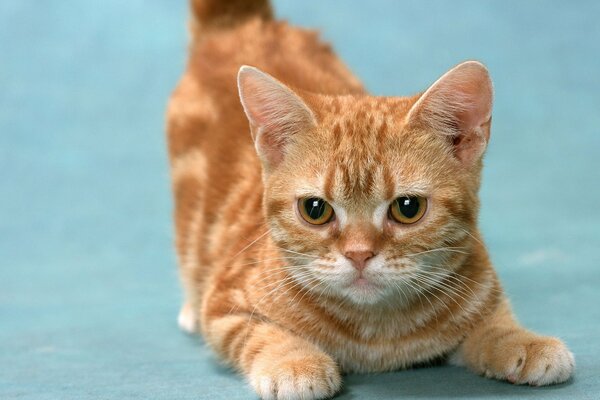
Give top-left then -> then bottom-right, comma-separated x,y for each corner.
321,327 -> 460,373
291,310 -> 463,373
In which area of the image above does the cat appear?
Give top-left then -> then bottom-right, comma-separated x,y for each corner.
166,0 -> 575,398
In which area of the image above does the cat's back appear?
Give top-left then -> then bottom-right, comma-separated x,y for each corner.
166,0 -> 364,284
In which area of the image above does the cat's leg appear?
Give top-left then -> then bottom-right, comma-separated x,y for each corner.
204,314 -> 341,400
451,298 -> 574,386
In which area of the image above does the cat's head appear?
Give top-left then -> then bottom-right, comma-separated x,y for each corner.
238,61 -> 493,305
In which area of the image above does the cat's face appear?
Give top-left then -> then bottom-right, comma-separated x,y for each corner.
263,99 -> 477,304
238,62 -> 492,305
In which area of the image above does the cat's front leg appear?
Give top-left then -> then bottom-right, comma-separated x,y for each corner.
451,299 -> 574,386
203,314 -> 341,400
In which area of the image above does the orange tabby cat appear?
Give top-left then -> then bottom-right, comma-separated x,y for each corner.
167,1 -> 575,398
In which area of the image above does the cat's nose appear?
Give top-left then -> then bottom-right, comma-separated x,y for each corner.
344,250 -> 375,271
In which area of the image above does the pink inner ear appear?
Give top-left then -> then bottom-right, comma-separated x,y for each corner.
256,126 -> 286,166
408,61 -> 493,164
452,73 -> 493,142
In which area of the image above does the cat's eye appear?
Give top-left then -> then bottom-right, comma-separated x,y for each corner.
298,197 -> 334,225
389,196 -> 427,224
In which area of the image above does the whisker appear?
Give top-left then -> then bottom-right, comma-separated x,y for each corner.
250,269 -> 324,292
279,248 -> 319,259
410,272 -> 477,318
402,246 -> 468,258
254,273 -> 304,292
235,256 -> 307,268
406,273 -> 456,321
388,277 -> 412,307
241,273 -> 311,346
252,263 -> 314,279
400,277 -> 438,322
458,227 -> 485,246
287,275 -> 324,309
418,264 -> 501,293
311,276 -> 334,306
417,268 -> 479,299
229,229 -> 271,260
268,275 -> 316,312
414,271 -> 473,306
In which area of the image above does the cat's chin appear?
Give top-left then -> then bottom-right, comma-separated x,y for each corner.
340,278 -> 386,305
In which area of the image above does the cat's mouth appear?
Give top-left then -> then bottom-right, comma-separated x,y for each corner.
349,276 -> 380,291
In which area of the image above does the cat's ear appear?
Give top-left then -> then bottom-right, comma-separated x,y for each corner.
406,61 -> 493,165
237,66 -> 316,170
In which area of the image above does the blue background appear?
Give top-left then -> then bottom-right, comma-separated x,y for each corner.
1,1 -> 599,398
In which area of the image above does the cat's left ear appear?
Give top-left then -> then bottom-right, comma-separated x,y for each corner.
238,66 -> 316,171
406,61 -> 493,165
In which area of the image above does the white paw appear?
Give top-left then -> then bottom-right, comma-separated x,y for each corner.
249,352 -> 341,400
177,303 -> 197,333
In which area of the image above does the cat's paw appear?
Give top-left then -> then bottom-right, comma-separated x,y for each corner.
177,302 -> 197,333
249,351 -> 341,400
482,334 -> 574,386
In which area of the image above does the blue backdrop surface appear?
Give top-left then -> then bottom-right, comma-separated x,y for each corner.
1,1 -> 599,399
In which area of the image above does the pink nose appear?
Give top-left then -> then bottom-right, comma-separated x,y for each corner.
344,251 -> 375,271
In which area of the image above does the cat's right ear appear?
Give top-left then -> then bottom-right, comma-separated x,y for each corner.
237,66 -> 316,171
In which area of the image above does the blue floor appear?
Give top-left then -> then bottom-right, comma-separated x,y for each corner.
1,1 -> 599,399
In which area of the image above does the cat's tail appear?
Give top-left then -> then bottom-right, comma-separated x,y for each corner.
189,0 -> 273,38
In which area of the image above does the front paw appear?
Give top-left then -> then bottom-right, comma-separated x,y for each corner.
249,350 -> 341,400
480,334 -> 575,386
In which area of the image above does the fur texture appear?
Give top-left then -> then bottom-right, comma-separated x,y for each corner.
166,1 -> 574,398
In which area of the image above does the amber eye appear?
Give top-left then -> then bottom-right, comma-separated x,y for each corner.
298,197 -> 334,225
389,196 -> 427,224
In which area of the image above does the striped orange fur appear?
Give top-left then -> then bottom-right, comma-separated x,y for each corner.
166,1 -> 574,398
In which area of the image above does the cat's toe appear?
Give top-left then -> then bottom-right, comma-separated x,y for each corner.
513,338 -> 575,386
249,352 -> 341,400
467,330 -> 575,386
493,336 -> 575,386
